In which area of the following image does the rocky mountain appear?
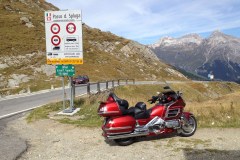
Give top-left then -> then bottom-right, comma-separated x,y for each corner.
0,0 -> 187,96
149,31 -> 240,82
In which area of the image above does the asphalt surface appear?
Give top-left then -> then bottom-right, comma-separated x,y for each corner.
0,114 -> 28,160
0,82 -> 112,119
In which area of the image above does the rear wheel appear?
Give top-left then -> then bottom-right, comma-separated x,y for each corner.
179,115 -> 197,137
114,137 -> 135,146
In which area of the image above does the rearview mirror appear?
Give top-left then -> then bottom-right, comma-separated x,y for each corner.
177,91 -> 183,96
163,86 -> 170,90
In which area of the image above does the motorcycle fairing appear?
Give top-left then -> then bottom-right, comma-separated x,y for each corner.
102,115 -> 136,135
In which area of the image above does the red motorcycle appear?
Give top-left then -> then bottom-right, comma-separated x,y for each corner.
98,86 -> 197,146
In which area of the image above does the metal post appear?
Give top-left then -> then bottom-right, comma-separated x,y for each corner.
62,76 -> 65,110
97,82 -> 100,92
73,83 -> 75,98
87,83 -> 90,95
126,79 -> 127,85
133,79 -> 135,84
112,80 -> 114,88
106,81 -> 108,89
118,80 -> 120,86
69,76 -> 74,111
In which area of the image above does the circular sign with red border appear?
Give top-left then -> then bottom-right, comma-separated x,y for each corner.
66,23 -> 76,34
51,23 -> 60,34
51,35 -> 61,46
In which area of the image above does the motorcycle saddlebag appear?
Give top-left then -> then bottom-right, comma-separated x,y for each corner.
98,101 -> 122,117
102,116 -> 136,135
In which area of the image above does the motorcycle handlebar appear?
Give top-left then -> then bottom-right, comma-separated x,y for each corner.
148,90 -> 182,104
148,92 -> 175,104
148,95 -> 163,104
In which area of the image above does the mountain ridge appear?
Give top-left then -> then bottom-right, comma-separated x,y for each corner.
150,33 -> 203,49
149,31 -> 240,82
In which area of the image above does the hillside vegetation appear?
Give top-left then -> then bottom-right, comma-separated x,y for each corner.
0,0 -> 56,56
0,0 -> 187,96
27,81 -> 240,128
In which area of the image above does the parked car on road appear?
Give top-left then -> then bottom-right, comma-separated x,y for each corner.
72,75 -> 89,84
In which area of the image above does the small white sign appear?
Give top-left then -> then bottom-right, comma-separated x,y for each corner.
45,10 -> 83,65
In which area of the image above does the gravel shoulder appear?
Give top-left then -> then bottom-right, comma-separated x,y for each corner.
3,116 -> 240,160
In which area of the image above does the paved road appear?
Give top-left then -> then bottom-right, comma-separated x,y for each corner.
0,114 -> 28,160
0,81 -> 136,119
0,80 -> 194,119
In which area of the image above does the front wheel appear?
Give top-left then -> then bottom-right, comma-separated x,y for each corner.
114,137 -> 135,146
179,115 -> 197,137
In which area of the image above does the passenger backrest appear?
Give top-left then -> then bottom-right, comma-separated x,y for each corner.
117,99 -> 129,110
135,102 -> 147,111
134,102 -> 149,119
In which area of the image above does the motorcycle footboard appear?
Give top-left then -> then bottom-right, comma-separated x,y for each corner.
106,131 -> 149,140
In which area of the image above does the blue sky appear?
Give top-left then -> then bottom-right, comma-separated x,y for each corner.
46,0 -> 240,44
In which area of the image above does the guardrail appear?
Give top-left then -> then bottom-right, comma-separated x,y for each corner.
74,79 -> 135,97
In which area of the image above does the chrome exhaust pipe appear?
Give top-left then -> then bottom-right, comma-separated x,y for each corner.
107,131 -> 149,140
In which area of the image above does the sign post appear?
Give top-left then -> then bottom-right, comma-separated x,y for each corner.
45,10 -> 83,114
62,76 -> 66,110
56,65 -> 75,111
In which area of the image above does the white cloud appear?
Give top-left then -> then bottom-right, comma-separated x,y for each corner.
47,0 -> 240,44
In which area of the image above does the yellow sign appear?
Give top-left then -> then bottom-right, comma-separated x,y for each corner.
47,58 -> 83,64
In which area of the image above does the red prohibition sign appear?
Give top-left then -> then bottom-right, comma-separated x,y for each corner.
51,23 -> 60,34
51,35 -> 61,46
66,23 -> 76,34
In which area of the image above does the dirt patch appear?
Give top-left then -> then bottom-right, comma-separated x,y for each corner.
6,116 -> 240,160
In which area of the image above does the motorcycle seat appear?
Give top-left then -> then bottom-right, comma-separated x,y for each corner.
108,93 -> 150,119
109,92 -> 129,114
134,102 -> 150,119
125,102 -> 150,119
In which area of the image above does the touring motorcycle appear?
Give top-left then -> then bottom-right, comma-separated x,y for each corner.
97,86 -> 197,146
